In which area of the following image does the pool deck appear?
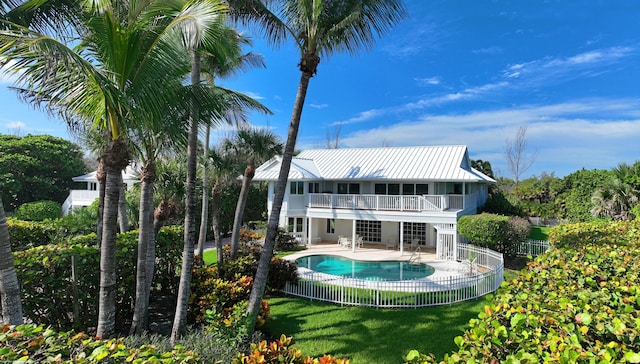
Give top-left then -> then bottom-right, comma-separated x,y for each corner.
283,242 -> 467,279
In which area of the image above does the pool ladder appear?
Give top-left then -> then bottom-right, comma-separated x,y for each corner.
408,247 -> 421,264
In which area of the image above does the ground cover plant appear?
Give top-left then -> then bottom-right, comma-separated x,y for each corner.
405,219 -> 640,363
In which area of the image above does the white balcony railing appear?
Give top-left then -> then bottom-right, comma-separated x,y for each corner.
308,193 -> 472,212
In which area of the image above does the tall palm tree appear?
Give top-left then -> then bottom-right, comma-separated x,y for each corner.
0,196 -> 23,325
0,0 -> 226,338
207,145 -> 239,275
229,127 -> 282,260
235,0 -> 408,333
196,28 -> 266,256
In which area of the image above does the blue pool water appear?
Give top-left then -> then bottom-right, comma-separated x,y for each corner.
296,255 -> 435,281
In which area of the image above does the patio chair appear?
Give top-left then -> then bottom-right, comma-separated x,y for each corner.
409,237 -> 420,251
339,236 -> 351,248
354,236 -> 363,248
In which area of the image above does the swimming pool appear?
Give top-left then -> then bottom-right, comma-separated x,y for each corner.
296,255 -> 435,281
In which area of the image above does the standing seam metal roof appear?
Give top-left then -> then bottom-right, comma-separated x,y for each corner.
252,145 -> 495,182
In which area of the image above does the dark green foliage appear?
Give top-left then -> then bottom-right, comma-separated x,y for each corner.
275,227 -> 299,251
0,324 -> 200,362
0,134 -> 86,211
14,227 -> 183,331
457,213 -> 530,257
556,168 -> 612,222
52,201 -> 99,239
480,189 -> 523,216
407,220 -> 640,363
14,200 -> 62,221
219,184 -> 267,235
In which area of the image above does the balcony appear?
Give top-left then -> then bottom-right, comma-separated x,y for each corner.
308,193 -> 472,213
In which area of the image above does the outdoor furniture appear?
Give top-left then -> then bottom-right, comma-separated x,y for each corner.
354,236 -> 363,248
385,239 -> 398,250
339,236 -> 351,248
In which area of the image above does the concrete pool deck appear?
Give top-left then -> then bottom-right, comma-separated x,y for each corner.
283,242 -> 469,280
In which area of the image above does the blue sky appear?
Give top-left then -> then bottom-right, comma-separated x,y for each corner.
1,0 -> 639,179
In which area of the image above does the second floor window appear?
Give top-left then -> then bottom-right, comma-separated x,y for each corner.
337,182 -> 360,194
309,182 -> 320,193
290,181 -> 304,195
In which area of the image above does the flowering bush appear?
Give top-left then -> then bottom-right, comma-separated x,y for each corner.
233,334 -> 349,364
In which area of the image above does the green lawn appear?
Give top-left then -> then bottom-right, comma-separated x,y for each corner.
529,225 -> 551,240
262,296 -> 487,364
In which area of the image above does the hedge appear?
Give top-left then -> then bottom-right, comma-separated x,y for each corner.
14,226 -> 183,332
14,200 -> 62,221
406,220 -> 640,363
548,219 -> 640,249
6,218 -> 57,251
457,213 -> 529,257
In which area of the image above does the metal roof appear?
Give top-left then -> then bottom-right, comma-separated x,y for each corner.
72,166 -> 139,182
253,145 -> 496,183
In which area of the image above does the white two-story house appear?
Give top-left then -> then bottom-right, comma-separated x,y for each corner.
252,145 -> 495,259
62,166 -> 138,215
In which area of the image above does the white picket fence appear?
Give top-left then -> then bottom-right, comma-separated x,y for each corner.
515,239 -> 551,257
282,245 -> 504,308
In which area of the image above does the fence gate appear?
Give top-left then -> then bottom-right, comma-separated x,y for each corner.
434,223 -> 457,261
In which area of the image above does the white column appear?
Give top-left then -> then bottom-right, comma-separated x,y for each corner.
308,217 -> 313,246
400,221 -> 404,255
352,219 -> 357,252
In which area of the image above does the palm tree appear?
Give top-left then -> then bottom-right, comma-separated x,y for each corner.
235,0 -> 408,333
591,162 -> 640,220
207,145 -> 239,275
0,0 -> 226,338
0,196 -> 23,325
229,127 -> 282,260
196,28 -> 266,256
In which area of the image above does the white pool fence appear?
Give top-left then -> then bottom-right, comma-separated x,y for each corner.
282,244 -> 504,308
515,239 -> 551,257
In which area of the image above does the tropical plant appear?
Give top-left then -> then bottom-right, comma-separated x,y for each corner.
232,0 -> 408,334
0,0 -> 226,338
591,161 -> 640,220
196,27 -> 267,256
228,127 -> 282,260
14,200 -> 61,221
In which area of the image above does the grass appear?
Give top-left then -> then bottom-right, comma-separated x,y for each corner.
529,225 -> 551,240
202,249 -> 217,265
262,296 -> 487,364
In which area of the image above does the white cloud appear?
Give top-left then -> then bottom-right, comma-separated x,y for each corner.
309,103 -> 328,109
330,99 -> 640,178
240,91 -> 264,100
415,77 -> 441,86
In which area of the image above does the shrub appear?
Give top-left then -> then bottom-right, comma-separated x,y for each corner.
457,213 -> 530,257
275,227 -> 299,251
14,226 -> 183,331
233,334 -> 349,364
548,219 -> 640,249
407,220 -> 640,363
6,218 -> 57,250
0,324 -> 200,363
14,200 -> 61,221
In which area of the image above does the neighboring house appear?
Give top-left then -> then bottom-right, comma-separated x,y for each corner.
62,166 -> 139,215
252,145 -> 495,260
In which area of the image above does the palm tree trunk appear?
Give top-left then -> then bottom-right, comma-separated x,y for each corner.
196,124 -> 211,256
118,181 -> 129,233
97,137 -> 129,339
246,71 -> 312,334
171,49 -> 200,344
97,159 -> 106,246
130,161 -> 155,335
97,167 -> 123,338
230,165 -> 254,260
0,197 -> 23,325
211,180 -> 224,277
